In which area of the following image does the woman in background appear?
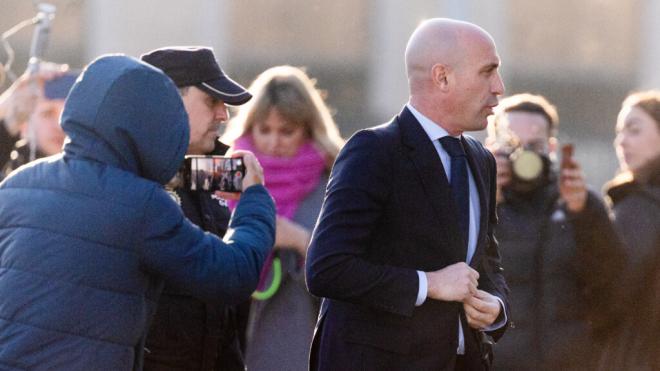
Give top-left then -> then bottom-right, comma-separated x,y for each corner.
598,90 -> 660,371
222,65 -> 344,371
604,90 -> 660,266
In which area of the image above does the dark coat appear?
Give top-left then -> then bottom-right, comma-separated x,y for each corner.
245,176 -> 325,371
144,142 -> 246,371
605,157 -> 660,268
306,107 -> 509,371
1,138 -> 46,180
595,157 -> 660,371
0,56 -> 275,371
492,183 -> 624,370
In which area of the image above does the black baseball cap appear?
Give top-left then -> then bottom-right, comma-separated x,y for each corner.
140,46 -> 252,105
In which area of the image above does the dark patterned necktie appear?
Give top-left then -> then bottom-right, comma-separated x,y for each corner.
439,136 -> 469,247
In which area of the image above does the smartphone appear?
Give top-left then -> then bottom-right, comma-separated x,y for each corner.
560,143 -> 575,170
181,155 -> 245,193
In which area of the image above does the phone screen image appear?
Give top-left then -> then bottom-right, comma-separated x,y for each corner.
184,156 -> 244,193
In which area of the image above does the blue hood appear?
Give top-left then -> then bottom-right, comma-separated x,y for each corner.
61,55 -> 189,184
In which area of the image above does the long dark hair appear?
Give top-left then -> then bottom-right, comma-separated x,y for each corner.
622,90 -> 660,131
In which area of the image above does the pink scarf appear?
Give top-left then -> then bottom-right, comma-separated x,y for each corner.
231,135 -> 326,293
230,135 -> 326,219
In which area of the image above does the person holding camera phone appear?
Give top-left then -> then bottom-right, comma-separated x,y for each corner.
0,55 -> 275,370
485,93 -> 625,370
140,47 -> 265,371
221,65 -> 345,371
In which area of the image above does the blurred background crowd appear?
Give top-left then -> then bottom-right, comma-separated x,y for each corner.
1,1 -> 659,370
2,0 -> 659,190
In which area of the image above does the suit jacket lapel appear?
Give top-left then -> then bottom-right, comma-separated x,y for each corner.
463,137 -> 489,267
397,107 -> 465,261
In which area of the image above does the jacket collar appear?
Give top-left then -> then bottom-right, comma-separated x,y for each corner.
606,155 -> 660,205
397,106 -> 489,263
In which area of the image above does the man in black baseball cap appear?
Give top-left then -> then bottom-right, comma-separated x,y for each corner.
140,46 -> 255,371
142,46 -> 251,154
142,46 -> 251,106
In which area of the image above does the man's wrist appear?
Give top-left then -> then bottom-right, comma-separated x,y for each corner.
483,296 -> 507,331
415,271 -> 427,306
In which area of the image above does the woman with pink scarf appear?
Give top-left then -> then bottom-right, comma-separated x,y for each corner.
222,65 -> 344,371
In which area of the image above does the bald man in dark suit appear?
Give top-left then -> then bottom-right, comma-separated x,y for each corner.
306,18 -> 510,371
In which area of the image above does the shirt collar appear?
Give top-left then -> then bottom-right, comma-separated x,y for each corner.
406,103 -> 459,141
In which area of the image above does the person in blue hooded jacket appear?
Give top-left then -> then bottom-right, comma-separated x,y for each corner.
0,55 -> 276,370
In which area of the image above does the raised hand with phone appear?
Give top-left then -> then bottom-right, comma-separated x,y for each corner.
210,150 -> 266,201
559,143 -> 588,213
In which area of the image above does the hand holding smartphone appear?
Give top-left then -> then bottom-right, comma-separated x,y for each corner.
560,143 -> 576,171
558,143 -> 588,213
181,155 -> 245,193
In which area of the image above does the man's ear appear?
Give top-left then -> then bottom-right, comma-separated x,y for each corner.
431,63 -> 450,92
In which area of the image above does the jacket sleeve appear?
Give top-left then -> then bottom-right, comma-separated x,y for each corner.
139,184 -> 275,305
569,189 -> 626,336
479,150 -> 510,341
305,130 -> 419,317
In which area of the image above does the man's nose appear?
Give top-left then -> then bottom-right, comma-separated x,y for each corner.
214,103 -> 228,121
492,73 -> 505,96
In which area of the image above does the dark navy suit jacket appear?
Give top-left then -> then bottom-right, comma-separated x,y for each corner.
306,107 -> 509,371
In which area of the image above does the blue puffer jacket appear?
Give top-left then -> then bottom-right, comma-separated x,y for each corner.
0,55 -> 275,370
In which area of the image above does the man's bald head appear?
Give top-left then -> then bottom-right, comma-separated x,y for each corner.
404,18 -> 504,135
405,18 -> 494,87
